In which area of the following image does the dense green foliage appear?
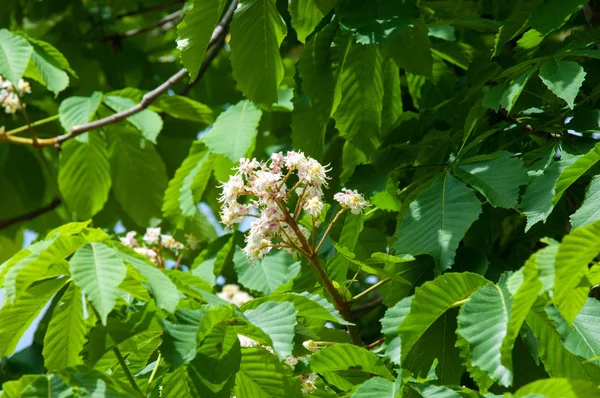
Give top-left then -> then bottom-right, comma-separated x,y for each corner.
1,0 -> 600,396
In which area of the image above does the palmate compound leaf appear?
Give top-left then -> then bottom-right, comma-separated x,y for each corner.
570,174 -> 600,228
0,277 -> 67,357
455,154 -> 528,208
201,99 -> 263,162
553,220 -> 600,326
0,29 -> 33,85
398,273 -> 490,381
177,0 -> 227,81
229,0 -> 287,105
538,57 -> 586,109
526,298 -> 600,381
58,132 -> 111,220
188,325 -> 241,398
234,347 -> 301,398
393,173 -> 482,271
42,283 -> 86,371
233,248 -> 301,295
69,242 -> 127,325
513,378 -> 600,398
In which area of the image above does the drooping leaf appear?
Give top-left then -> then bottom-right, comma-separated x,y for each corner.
103,95 -> 163,143
233,249 -> 301,295
69,242 -> 127,325
0,278 -> 66,356
554,142 -> 600,203
160,308 -> 205,368
393,173 -> 482,271
570,174 -> 600,228
42,283 -> 86,371
327,213 -> 364,282
528,0 -> 588,34
493,0 -> 542,56
538,57 -> 586,109
455,154 -> 528,208
560,298 -> 600,365
332,41 -> 383,159
244,301 -> 297,360
514,378 -> 600,398
380,296 -> 412,365
383,21 -> 433,77
554,221 -> 600,326
201,100 -> 262,162
351,377 -> 402,398
337,0 -> 419,45
308,343 -> 393,379
0,29 -> 33,85
58,92 -> 103,133
229,0 -> 287,105
154,95 -> 214,125
107,127 -> 168,227
177,0 -> 228,81
25,38 -> 71,95
234,347 -> 301,397
58,133 -> 111,220
288,0 -> 335,43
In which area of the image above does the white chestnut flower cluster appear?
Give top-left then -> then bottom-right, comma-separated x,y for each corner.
0,75 -> 31,114
216,284 -> 253,307
218,151 -> 368,261
119,227 -> 187,264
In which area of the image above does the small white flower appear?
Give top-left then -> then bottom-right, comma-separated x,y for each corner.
238,335 -> 259,348
221,284 -> 240,297
17,79 -> 31,95
185,234 -> 198,250
284,151 -> 307,170
119,231 -> 137,247
284,356 -> 299,368
305,196 -> 324,217
161,234 -> 184,251
334,188 -> 369,214
219,174 -> 245,203
143,227 -> 161,245
302,340 -> 319,352
134,247 -> 158,264
270,152 -> 285,173
300,374 -> 318,394
232,291 -> 253,307
2,92 -> 21,114
300,158 -> 330,186
237,157 -> 260,175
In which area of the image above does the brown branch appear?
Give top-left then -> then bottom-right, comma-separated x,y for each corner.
0,0 -> 238,148
0,198 -> 61,229
114,1 -> 185,19
104,9 -> 185,42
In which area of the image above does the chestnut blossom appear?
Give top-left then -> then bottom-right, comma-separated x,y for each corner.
134,247 -> 157,264
0,75 -> 30,114
120,231 -> 138,247
218,151 -> 367,261
185,234 -> 199,250
143,227 -> 161,245
302,340 -> 319,352
333,188 -> 369,214
217,283 -> 254,307
161,234 -> 184,251
300,374 -> 318,394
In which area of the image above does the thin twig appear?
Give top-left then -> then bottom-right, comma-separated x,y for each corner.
0,198 -> 61,229
115,1 -> 185,19
5,114 -> 60,136
351,296 -> 383,316
105,9 -> 184,41
351,278 -> 391,302
112,347 -> 143,396
0,0 -> 238,148
146,353 -> 162,395
315,209 -> 346,254
365,337 -> 384,350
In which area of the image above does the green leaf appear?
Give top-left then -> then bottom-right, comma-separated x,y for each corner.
381,57 -> 402,135
24,39 -> 70,95
201,100 -> 262,162
234,347 -> 301,397
499,66 -> 538,113
526,299 -> 600,381
160,308 -> 205,368
58,133 -> 111,220
58,92 -> 103,133
162,366 -> 193,398
18,375 -> 72,398
528,0 -> 588,34
514,378 -> 600,398
455,155 -> 528,208
163,142 -> 214,223
554,221 -> 600,326
42,283 -> 86,371
188,325 -> 241,398
456,283 -> 513,387
384,21 -> 433,78
493,0 -> 542,56
399,273 -> 490,366
520,156 -> 579,231
107,127 -> 168,226
327,213 -> 364,282
332,41 -> 383,158
338,0 -> 419,45
571,175 -> 600,228
561,298 -> 600,365
244,301 -> 297,360
69,242 -> 127,325
393,173 -> 482,271
234,249 -> 301,295
230,0 -> 287,105
308,343 -> 393,378
288,0 -> 335,43
154,95 -> 214,125
554,142 -> 600,203
351,377 -> 402,398
0,278 -> 66,356
113,243 -> 182,312
0,29 -> 33,84
103,95 -> 163,143
538,57 -> 586,109
177,0 -> 227,81
431,41 -> 475,70
405,382 -> 463,398
380,296 -> 412,365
